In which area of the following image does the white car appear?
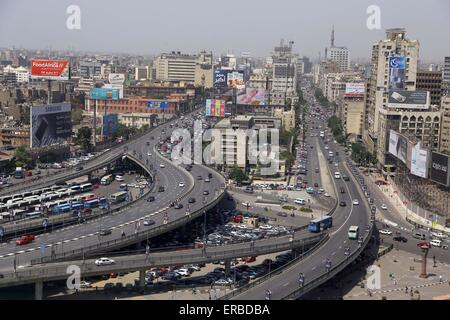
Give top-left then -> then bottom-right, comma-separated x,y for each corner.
379,229 -> 392,235
179,182 -> 185,187
147,152 -> 152,156
175,268 -> 190,277
324,193 -> 330,197
432,232 -> 448,239
294,198 -> 306,205
95,257 -> 115,266
242,202 -> 251,207
115,175 -> 124,182
79,281 -> 92,288
381,204 -> 388,210
352,199 -> 360,205
159,164 -> 165,168
324,146 -> 329,150
334,162 -> 339,167
430,239 -> 442,247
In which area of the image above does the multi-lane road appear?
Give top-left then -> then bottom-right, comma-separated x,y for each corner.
0,108 -> 225,272
230,93 -> 372,300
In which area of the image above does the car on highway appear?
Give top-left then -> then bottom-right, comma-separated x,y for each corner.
179,182 -> 185,187
393,236 -> 408,243
352,199 -> 359,205
381,204 -> 388,210
144,219 -> 155,226
340,187 -> 345,194
204,178 -> 210,183
158,186 -> 165,192
15,235 -> 35,246
147,196 -> 155,202
379,229 -> 392,235
203,190 -> 209,195
339,201 -> 347,207
174,203 -> 184,209
188,197 -> 196,203
324,193 -> 330,197
159,164 -> 165,168
95,258 -> 115,266
99,229 -> 112,236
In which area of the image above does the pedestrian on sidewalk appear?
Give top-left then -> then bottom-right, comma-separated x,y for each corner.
439,275 -> 443,283
405,286 -> 408,294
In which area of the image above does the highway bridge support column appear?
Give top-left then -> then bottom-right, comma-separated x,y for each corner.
225,259 -> 231,277
139,269 -> 146,288
35,281 -> 43,300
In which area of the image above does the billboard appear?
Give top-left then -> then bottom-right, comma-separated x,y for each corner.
388,130 -> 408,164
389,55 -> 406,90
103,84 -> 124,99
430,152 -> 450,186
147,100 -> 169,109
237,88 -> 266,106
214,70 -> 229,88
227,71 -> 245,88
388,90 -> 430,109
90,87 -> 120,100
102,114 -> 119,136
344,83 -> 365,97
410,143 -> 428,178
108,73 -> 125,84
30,59 -> 70,81
205,99 -> 225,117
30,103 -> 72,148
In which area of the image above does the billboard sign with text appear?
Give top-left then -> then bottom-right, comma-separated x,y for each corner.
430,152 -> 450,186
31,59 -> 70,80
388,90 -> 430,109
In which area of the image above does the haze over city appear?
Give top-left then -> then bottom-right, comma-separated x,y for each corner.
1,0 -> 449,61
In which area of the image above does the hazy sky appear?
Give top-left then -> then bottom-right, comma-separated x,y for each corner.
1,0 -> 449,62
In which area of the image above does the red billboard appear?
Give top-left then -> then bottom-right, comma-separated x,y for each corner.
31,59 -> 70,80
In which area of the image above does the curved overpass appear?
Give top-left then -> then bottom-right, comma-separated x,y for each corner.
0,108 -> 226,273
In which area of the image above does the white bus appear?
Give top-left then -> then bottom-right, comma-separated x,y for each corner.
101,174 -> 114,185
348,226 -> 359,240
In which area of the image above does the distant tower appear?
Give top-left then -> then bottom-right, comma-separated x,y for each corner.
331,25 -> 335,47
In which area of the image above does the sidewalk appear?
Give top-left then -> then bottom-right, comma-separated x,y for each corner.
365,171 -> 450,234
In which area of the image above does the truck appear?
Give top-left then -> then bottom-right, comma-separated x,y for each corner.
14,167 -> 24,179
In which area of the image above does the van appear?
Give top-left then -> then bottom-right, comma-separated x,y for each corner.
294,198 -> 306,205
413,233 -> 426,240
430,239 -> 442,247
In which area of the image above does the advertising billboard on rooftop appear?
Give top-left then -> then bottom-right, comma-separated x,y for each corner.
389,55 -> 406,90
227,71 -> 245,88
236,88 -> 266,106
108,73 -> 126,84
344,83 -> 365,97
102,114 -> 119,137
147,100 -> 169,109
30,59 -> 70,81
214,70 -> 229,88
90,87 -> 120,100
205,99 -> 225,117
30,103 -> 72,149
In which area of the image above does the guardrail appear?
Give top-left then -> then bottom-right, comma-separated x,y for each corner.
1,233 -> 324,287
218,233 -> 330,300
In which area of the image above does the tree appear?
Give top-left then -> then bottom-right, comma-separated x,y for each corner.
280,151 -> 295,170
229,166 -> 248,183
15,145 -> 32,167
76,126 -> 92,151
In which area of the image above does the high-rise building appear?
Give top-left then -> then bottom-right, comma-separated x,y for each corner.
440,95 -> 450,154
416,69 -> 442,106
135,66 -> 149,81
153,51 -> 213,88
443,56 -> 450,83
270,40 -> 298,105
325,26 -> 350,72
79,60 -> 102,78
364,28 -> 420,162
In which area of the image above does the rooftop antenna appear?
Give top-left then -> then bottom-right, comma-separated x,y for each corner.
331,25 -> 335,47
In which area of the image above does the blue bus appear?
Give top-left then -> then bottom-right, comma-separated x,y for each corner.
54,204 -> 72,214
70,185 -> 82,194
308,216 -> 333,233
71,202 -> 83,210
84,199 -> 100,209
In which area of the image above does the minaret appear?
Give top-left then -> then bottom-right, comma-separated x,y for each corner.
331,25 -> 335,47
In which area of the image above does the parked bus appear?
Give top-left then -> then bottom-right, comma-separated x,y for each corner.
54,204 -> 71,214
84,199 -> 100,209
308,216 -> 333,233
69,185 -> 82,194
348,226 -> 359,240
80,183 -> 93,192
25,211 -> 43,220
110,191 -> 128,204
101,174 -> 114,185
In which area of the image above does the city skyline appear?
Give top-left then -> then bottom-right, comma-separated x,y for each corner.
1,0 -> 449,62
